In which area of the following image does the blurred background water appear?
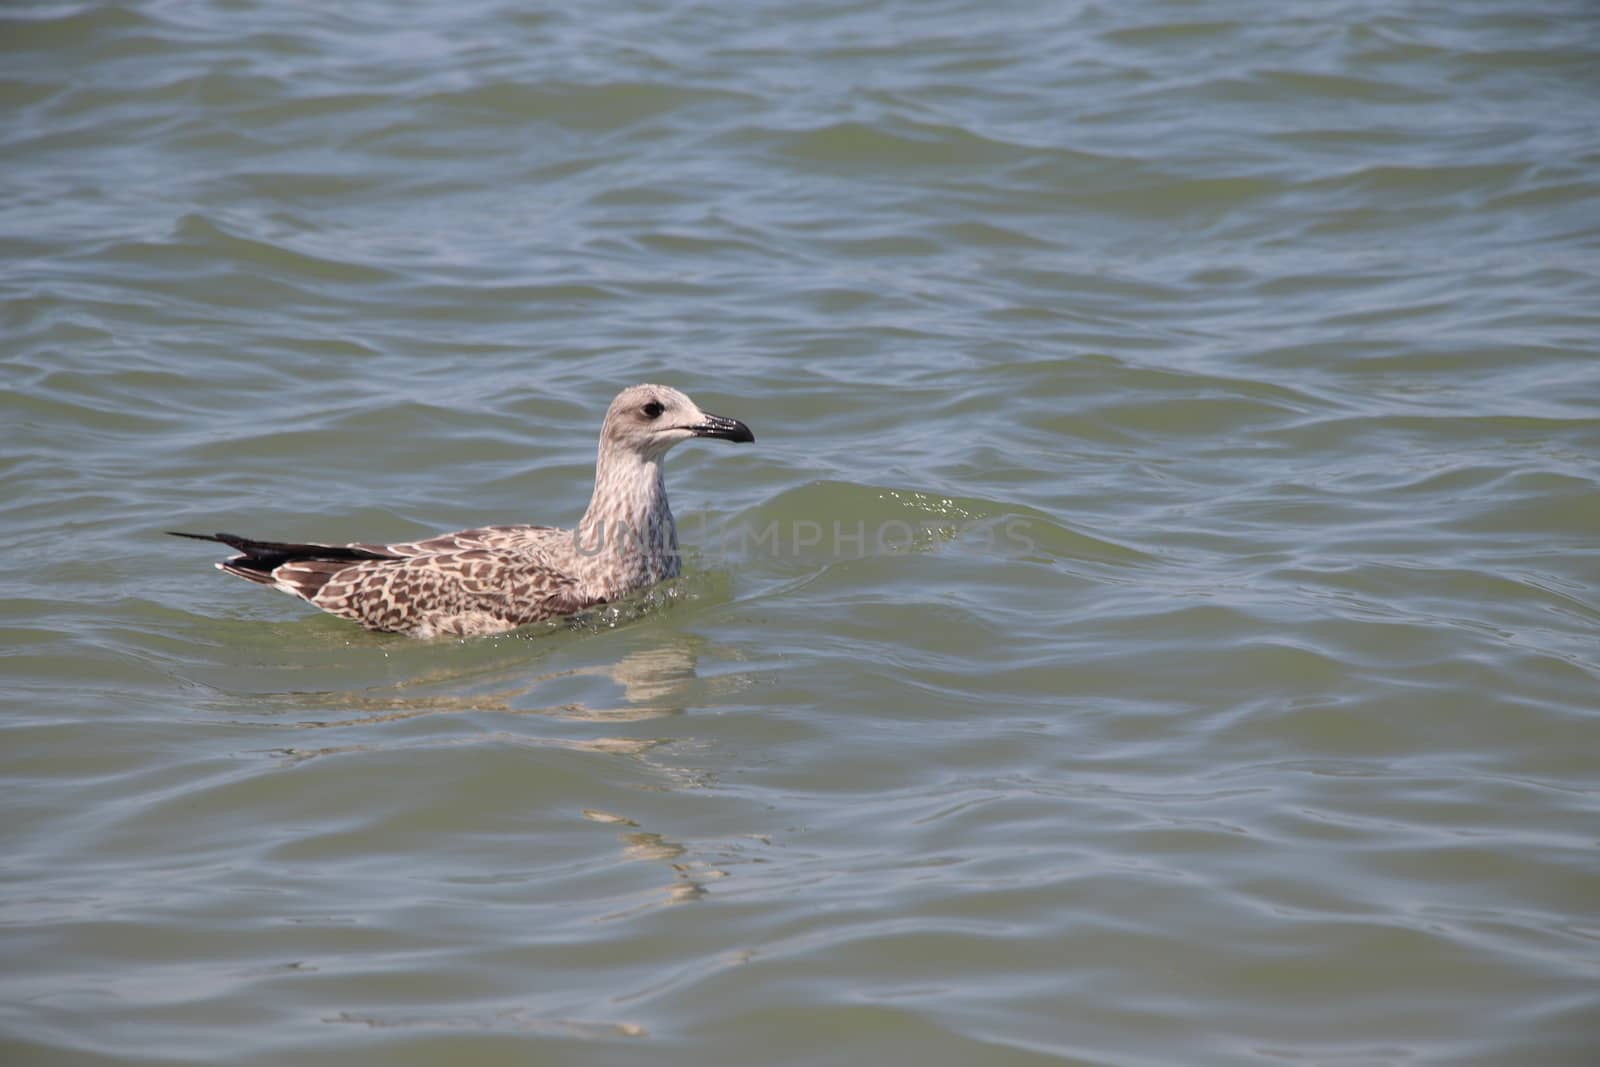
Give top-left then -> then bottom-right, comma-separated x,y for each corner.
3,1 -> 1598,1064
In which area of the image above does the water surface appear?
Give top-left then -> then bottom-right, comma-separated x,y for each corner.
3,2 -> 1598,1064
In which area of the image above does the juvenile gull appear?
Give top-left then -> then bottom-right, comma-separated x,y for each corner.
170,384 -> 754,638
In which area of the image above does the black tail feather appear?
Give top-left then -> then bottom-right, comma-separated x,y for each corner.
167,530 -> 400,575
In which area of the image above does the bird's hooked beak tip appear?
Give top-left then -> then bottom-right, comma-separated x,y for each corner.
689,412 -> 755,444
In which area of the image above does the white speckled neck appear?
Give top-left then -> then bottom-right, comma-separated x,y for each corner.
573,447 -> 679,602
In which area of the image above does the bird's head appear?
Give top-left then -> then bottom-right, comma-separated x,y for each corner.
599,384 -> 755,460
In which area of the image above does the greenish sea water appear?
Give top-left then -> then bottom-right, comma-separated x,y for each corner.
3,2 -> 1598,1064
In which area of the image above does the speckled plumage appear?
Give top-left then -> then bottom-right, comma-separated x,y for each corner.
171,385 -> 754,638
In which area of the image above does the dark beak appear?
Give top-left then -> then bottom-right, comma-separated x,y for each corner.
689,411 -> 755,444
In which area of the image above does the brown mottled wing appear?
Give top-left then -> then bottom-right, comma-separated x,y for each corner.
305,547 -> 588,635
263,558 -> 360,599
349,525 -> 560,559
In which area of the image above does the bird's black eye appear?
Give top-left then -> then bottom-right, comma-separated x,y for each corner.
642,401 -> 664,419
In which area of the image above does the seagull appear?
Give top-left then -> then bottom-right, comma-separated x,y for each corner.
170,384 -> 754,638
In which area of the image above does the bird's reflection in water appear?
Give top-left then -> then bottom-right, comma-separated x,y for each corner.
274,636 -> 708,729
582,810 -> 728,909
264,634 -> 737,906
